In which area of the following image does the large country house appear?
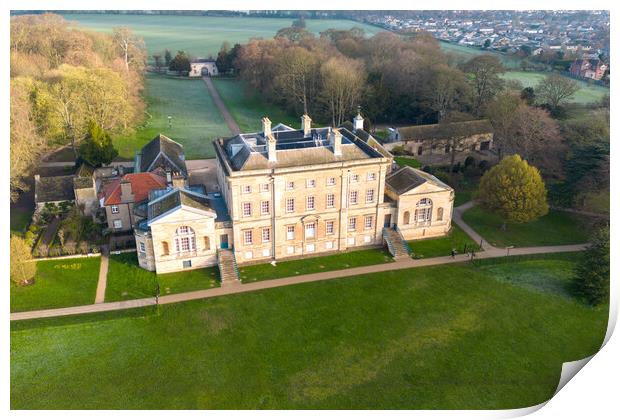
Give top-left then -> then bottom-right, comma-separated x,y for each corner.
131,113 -> 455,280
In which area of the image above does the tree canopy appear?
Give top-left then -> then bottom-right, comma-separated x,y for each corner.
478,155 -> 549,225
10,235 -> 37,285
79,122 -> 119,167
572,226 -> 609,306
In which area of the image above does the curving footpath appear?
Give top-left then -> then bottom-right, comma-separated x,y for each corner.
10,201 -> 588,321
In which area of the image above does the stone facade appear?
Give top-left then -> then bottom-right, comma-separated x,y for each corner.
189,60 -> 219,77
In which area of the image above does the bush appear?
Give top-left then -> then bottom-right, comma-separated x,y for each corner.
391,145 -> 406,156
48,245 -> 62,257
35,243 -> 49,258
78,241 -> 89,255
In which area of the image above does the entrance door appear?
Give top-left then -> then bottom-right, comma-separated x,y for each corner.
220,234 -> 229,249
383,214 -> 392,228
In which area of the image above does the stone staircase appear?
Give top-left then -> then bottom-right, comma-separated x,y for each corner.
217,249 -> 240,286
382,227 -> 411,260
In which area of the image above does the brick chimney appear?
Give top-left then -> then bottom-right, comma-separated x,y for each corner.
262,117 -> 272,137
329,128 -> 342,157
301,114 -> 312,137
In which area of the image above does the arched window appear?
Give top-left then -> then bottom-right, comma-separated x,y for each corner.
414,198 -> 433,224
403,211 -> 411,225
162,241 -> 170,256
174,226 -> 196,253
437,207 -> 444,221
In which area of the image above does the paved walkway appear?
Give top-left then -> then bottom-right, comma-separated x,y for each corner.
202,76 -> 241,135
452,201 -> 496,251
10,242 -> 587,321
94,246 -> 109,304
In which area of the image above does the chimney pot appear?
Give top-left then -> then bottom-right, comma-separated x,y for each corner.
262,117 -> 272,137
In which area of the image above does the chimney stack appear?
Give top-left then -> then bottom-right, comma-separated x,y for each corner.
262,117 -> 272,137
329,128 -> 342,157
301,114 -> 312,137
120,178 -> 134,202
267,133 -> 277,163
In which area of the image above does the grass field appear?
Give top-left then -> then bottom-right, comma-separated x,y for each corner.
239,248 -> 393,283
60,14 -> 383,59
501,71 -> 609,104
11,254 -> 607,409
409,224 -> 480,258
113,73 -> 231,159
105,253 -> 219,302
211,78 -> 299,132
439,41 -> 523,69
10,257 -> 101,313
394,156 -> 422,169
462,206 -> 590,248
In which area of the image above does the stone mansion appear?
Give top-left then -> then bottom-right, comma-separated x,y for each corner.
125,113 -> 454,280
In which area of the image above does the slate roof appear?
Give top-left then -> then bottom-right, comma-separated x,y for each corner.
397,120 -> 493,142
102,173 -> 168,206
75,162 -> 95,178
138,134 -> 187,176
35,175 -> 75,203
218,125 -> 383,172
73,177 -> 93,189
385,166 -> 452,195
147,188 -> 214,222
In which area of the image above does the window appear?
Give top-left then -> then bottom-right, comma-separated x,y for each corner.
261,200 -> 270,215
349,190 -> 358,205
287,246 -> 295,255
286,225 -> 295,240
183,260 -> 192,269
262,227 -> 271,242
139,242 -> 146,253
364,215 -> 373,230
242,202 -> 252,217
113,219 -> 122,229
326,193 -> 335,208
444,144 -> 450,154
286,181 -> 295,190
305,222 -> 316,239
242,185 -> 252,194
307,179 -> 316,188
366,189 -> 375,203
326,220 -> 335,235
414,198 -> 433,223
162,241 -> 169,255
327,177 -> 336,186
437,207 -> 444,221
351,174 -> 359,183
111,205 -> 119,214
367,172 -> 376,181
174,226 -> 196,253
348,217 -> 357,231
286,198 -> 295,213
260,183 -> 269,192
243,230 -> 253,245
307,196 -> 315,211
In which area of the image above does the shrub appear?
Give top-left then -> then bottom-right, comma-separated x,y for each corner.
48,245 -> 62,257
391,145 -> 406,156
78,241 -> 89,254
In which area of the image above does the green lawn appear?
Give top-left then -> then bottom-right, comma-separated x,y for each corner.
409,224 -> 480,258
105,253 -> 219,302
394,156 -> 422,169
462,206 -> 590,247
10,257 -> 101,312
501,71 -> 609,104
439,41 -> 523,69
11,254 -> 607,409
61,14 -> 383,60
113,73 -> 231,159
239,247 -> 393,283
10,208 -> 33,236
212,78 -> 299,132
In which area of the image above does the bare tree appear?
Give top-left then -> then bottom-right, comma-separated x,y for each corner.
485,92 -> 521,159
536,73 -> 579,111
462,55 -> 505,115
112,27 -> 146,73
320,57 -> 366,126
429,64 -> 469,122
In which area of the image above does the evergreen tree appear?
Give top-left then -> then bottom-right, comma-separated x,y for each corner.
169,50 -> 191,73
572,226 -> 610,306
478,155 -> 549,226
164,49 -> 172,67
79,121 -> 118,167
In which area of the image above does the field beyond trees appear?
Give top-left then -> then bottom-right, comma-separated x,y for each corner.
60,14 -> 384,59
11,254 -> 607,409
